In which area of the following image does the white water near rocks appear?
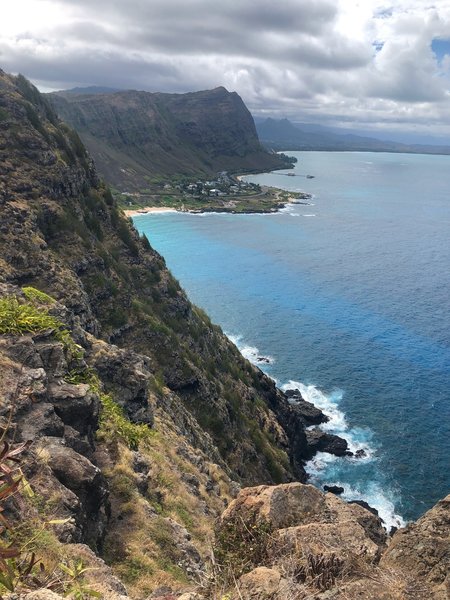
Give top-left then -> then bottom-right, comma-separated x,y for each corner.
133,151 -> 450,527
229,334 -> 405,530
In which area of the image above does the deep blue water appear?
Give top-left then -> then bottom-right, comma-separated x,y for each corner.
133,151 -> 450,527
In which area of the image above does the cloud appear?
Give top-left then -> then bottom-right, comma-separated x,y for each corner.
1,0 -> 450,136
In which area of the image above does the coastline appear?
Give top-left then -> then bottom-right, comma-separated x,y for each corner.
124,206 -> 177,217
124,188 -> 311,217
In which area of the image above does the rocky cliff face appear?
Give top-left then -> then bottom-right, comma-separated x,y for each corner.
0,69 -> 316,487
0,69 -> 448,600
0,69 -> 336,596
47,87 -> 287,190
212,483 -> 449,599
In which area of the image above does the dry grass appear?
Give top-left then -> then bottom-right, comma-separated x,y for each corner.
100,413 -> 235,598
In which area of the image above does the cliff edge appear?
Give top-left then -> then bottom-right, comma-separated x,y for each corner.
47,86 -> 289,190
0,69 -> 448,599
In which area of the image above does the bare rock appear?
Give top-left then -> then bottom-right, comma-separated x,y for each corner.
381,494 -> 450,598
238,567 -> 282,598
274,520 -> 380,567
324,485 -> 344,495
47,382 -> 99,442
19,402 -> 64,440
38,438 -> 109,548
305,428 -> 349,458
220,483 -> 327,530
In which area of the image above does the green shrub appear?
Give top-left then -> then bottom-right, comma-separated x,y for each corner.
21,287 -> 55,305
0,296 -> 64,338
98,392 -> 152,450
0,296 -> 82,360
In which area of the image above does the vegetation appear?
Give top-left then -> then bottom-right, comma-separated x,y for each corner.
213,510 -> 273,580
117,178 -> 304,215
22,286 -> 55,305
0,296 -> 64,338
0,436 -> 102,598
0,295 -> 82,359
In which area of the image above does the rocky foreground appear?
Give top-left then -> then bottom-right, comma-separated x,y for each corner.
0,69 -> 448,600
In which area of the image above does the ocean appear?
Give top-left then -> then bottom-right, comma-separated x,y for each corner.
132,151 -> 450,529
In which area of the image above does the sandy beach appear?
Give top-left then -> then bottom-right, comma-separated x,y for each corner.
123,206 -> 176,217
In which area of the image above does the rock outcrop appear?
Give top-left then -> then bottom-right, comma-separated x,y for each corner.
211,483 -> 449,600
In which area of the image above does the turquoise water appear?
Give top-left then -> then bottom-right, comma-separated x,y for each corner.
133,151 -> 450,527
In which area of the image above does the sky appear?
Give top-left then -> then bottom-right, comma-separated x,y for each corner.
2,0 -> 450,140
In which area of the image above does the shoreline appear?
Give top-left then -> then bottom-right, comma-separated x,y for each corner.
124,206 -> 177,217
124,190 -> 311,218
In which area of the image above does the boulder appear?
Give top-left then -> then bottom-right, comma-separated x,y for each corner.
381,494 -> 450,597
48,382 -> 99,442
238,567 -> 282,598
220,483 -> 327,530
38,438 -> 109,547
19,402 -> 65,440
305,428 -> 349,457
284,388 -> 328,426
274,520 -> 380,566
324,485 -> 344,495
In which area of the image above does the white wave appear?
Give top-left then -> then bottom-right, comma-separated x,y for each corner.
306,459 -> 405,529
303,213 -> 316,217
284,380 -> 405,529
282,380 -> 373,458
223,347 -> 405,529
227,334 -> 274,366
278,203 -> 297,214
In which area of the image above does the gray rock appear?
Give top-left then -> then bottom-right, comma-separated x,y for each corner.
305,428 -> 349,458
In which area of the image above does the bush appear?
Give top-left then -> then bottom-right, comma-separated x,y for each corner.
0,296 -> 64,337
0,295 -> 82,359
21,287 -> 55,305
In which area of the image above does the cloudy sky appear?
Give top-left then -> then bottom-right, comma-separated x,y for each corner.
2,0 -> 450,139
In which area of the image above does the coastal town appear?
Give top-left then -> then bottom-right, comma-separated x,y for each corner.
119,171 -> 312,215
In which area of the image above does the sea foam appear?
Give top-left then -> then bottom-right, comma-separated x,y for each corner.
227,334 -> 274,366
282,380 -> 405,529
224,336 -> 405,530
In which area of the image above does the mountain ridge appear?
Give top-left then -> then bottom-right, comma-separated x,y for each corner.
256,116 -> 450,155
46,87 -> 291,191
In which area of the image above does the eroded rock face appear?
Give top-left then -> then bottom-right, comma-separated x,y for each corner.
46,87 -> 288,190
0,313 -> 109,549
215,483 -> 449,600
381,494 -> 450,599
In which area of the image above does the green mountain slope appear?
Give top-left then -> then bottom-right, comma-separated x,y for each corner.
47,87 -> 289,190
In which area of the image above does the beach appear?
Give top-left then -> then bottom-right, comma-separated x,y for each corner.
124,206 -> 176,217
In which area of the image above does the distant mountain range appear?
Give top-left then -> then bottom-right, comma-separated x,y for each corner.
255,117 -> 450,155
46,87 -> 290,190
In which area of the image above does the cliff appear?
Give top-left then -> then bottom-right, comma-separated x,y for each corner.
213,483 -> 449,599
46,87 -> 289,190
0,69 -> 448,600
0,69 -> 335,595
